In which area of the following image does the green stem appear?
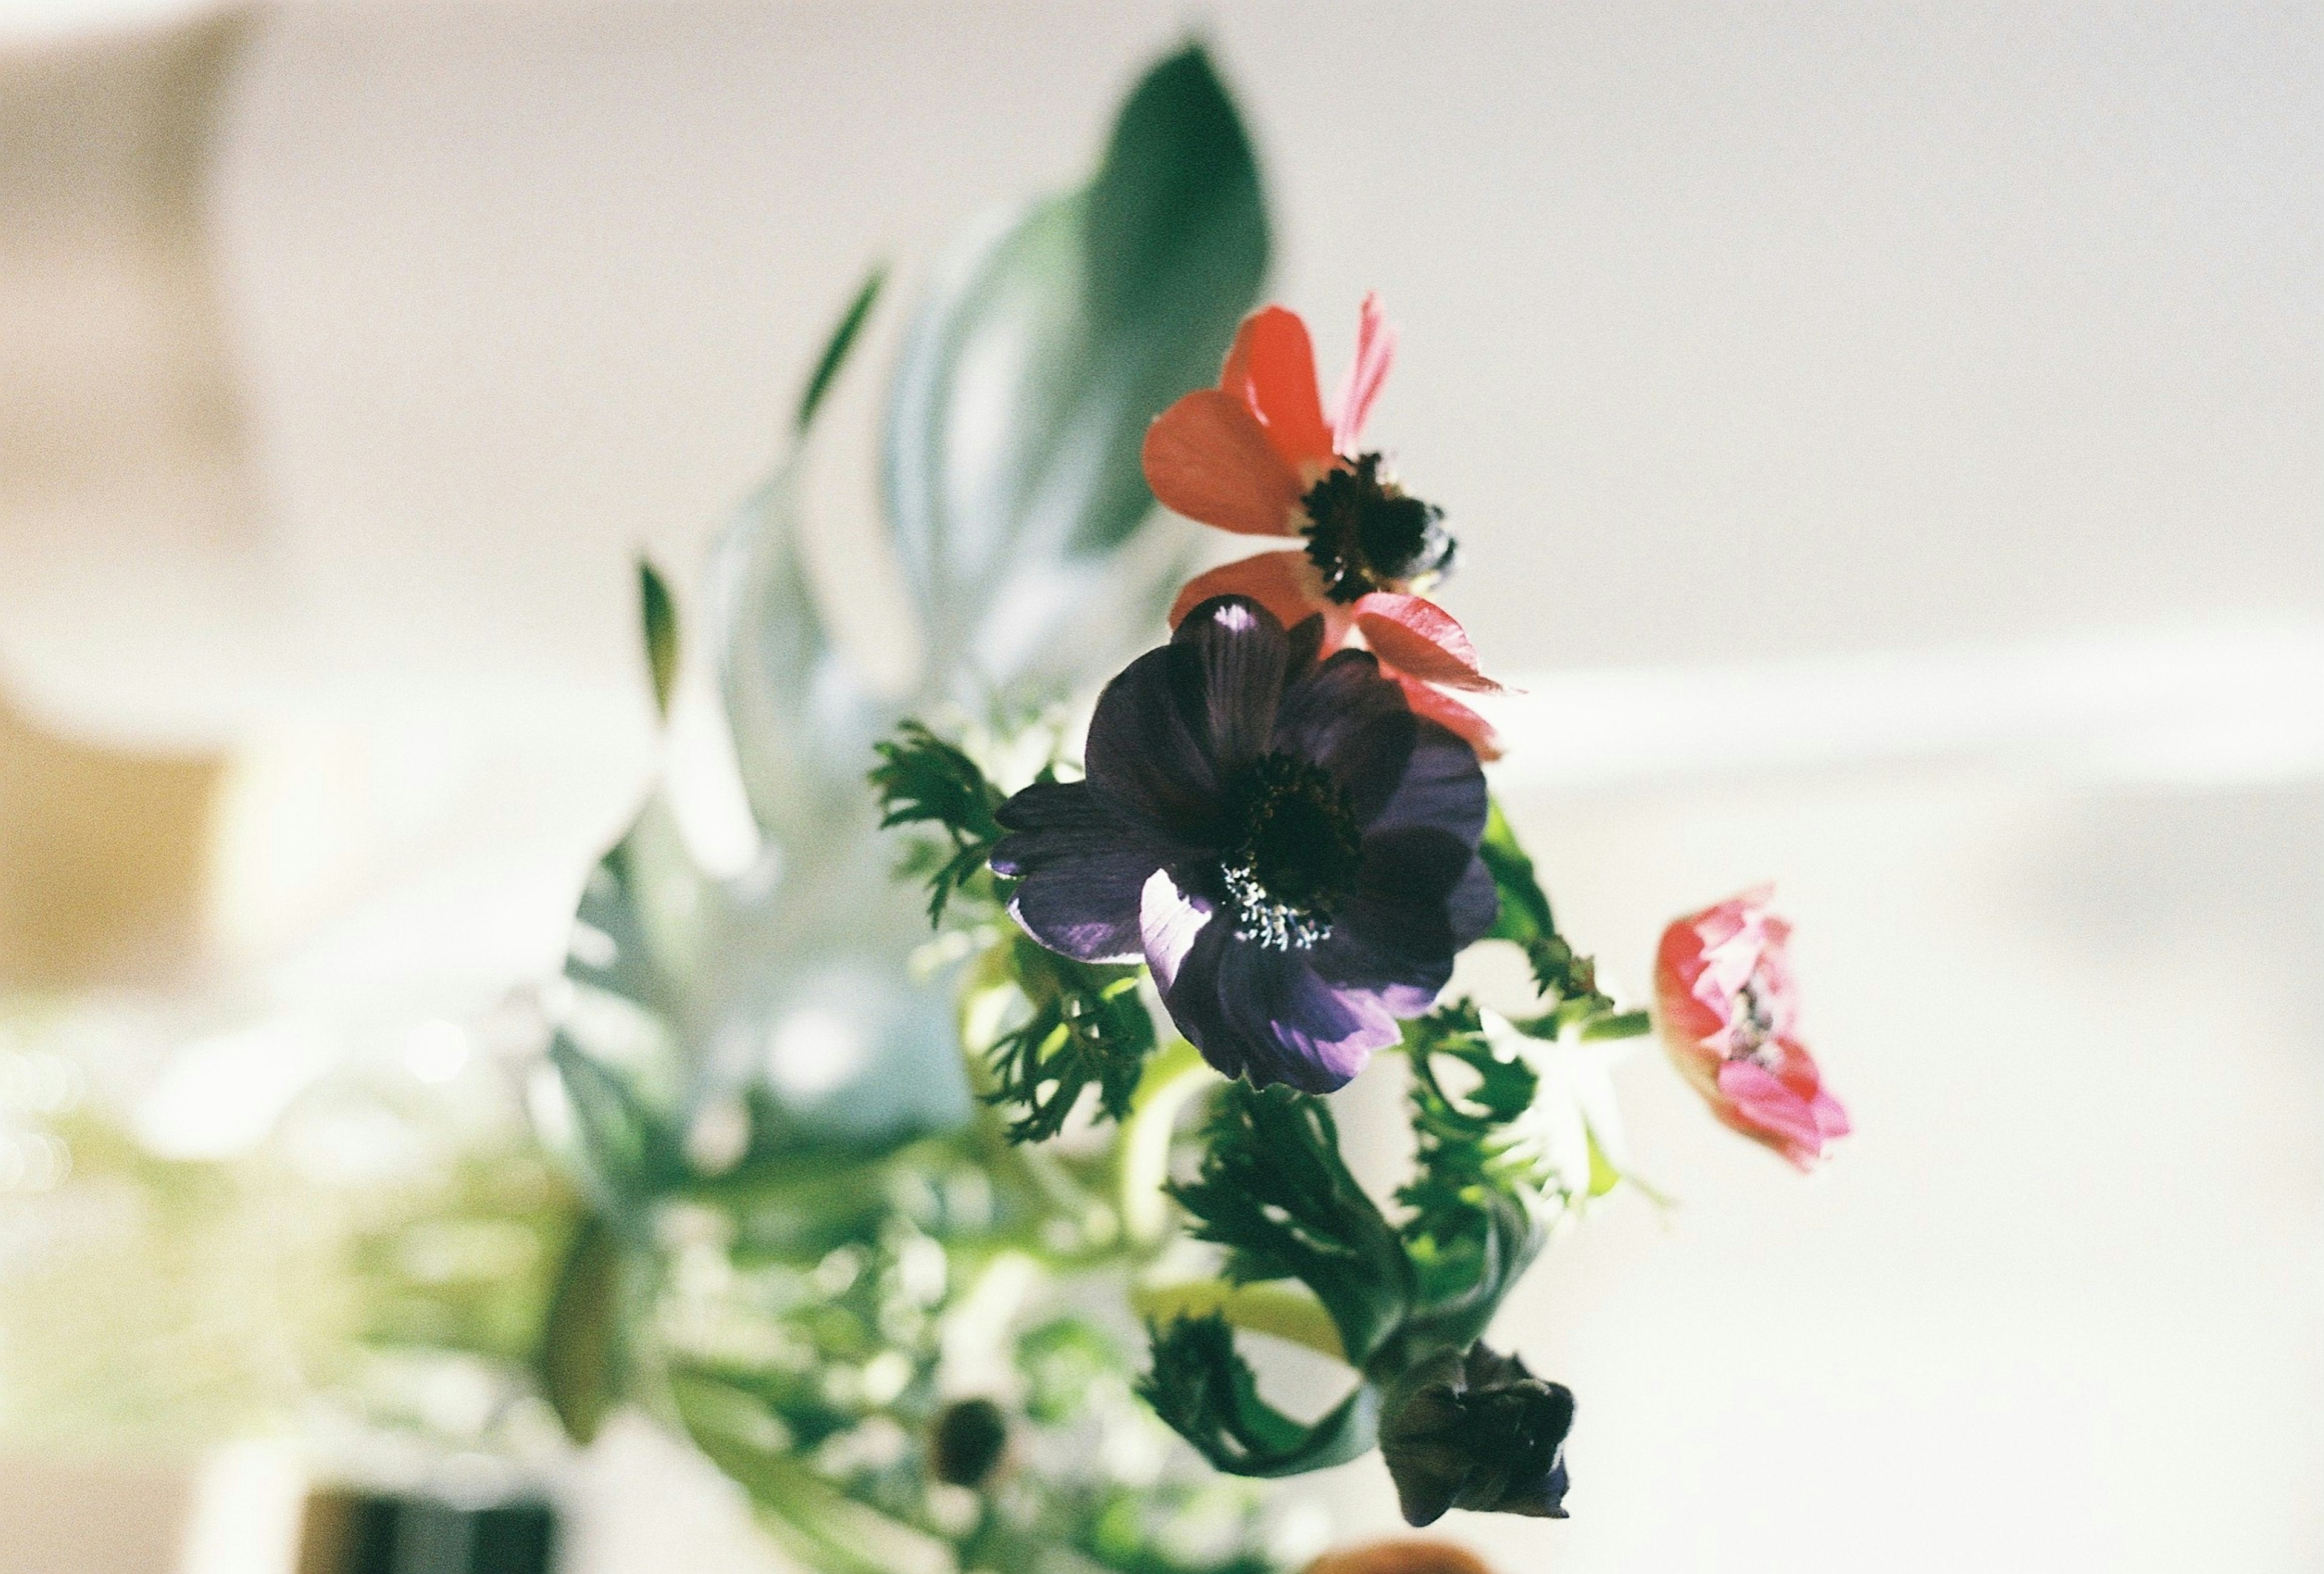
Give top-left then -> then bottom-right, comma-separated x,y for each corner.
1114,1039 -> 1215,1245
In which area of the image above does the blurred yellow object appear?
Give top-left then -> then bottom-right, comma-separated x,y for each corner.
0,684 -> 223,986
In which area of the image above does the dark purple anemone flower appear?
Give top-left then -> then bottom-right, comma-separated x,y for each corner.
990,595 -> 1496,1093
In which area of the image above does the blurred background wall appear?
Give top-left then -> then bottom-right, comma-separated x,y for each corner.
1,2 -> 2318,1570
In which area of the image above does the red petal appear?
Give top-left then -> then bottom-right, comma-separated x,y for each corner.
1353,594 -> 1502,692
1331,292 -> 1396,454
1393,674 -> 1503,760
1220,307 -> 1336,474
1167,551 -> 1357,649
1143,390 -> 1304,537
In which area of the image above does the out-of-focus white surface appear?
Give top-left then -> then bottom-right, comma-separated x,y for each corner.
2,4 -> 2319,1570
6,0 -> 2318,733
1328,768 -> 2324,1570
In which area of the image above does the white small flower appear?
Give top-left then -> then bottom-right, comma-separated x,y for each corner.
1485,1009 -> 1635,1204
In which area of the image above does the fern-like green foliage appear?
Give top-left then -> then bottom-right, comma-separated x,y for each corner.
1170,1085 -> 1412,1367
1393,1007 -> 1547,1355
869,723 -> 1160,1140
1142,1018 -> 1571,1488
870,721 -> 1008,925
983,937 -> 1156,1141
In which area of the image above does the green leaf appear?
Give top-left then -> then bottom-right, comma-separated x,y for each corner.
797,266 -> 885,433
1479,799 -> 1554,946
669,1371 -> 941,1574
553,274 -> 977,1206
1139,1313 -> 1379,1480
884,42 -> 1268,695
535,1213 -> 622,1444
1480,796 -> 1616,1014
1169,1084 -> 1411,1366
1016,1316 -> 1127,1426
638,558 -> 680,721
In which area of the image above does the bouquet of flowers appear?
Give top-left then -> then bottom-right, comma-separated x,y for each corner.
533,43 -> 1850,1574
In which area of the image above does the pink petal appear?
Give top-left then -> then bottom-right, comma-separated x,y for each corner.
1167,551 -> 1354,648
1331,291 -> 1397,454
1813,1084 -> 1853,1142
1219,307 -> 1336,475
1391,673 -> 1503,761
1143,389 -> 1305,537
1716,1058 -> 1833,1169
1352,594 -> 1503,692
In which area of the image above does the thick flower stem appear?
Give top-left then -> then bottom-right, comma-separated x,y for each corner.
1129,1278 -> 1348,1363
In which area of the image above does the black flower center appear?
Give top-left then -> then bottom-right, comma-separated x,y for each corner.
1728,981 -> 1777,1063
1300,452 -> 1458,604
1221,754 -> 1364,949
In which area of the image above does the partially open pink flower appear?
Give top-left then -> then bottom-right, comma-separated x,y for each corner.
1142,296 -> 1505,756
1654,887 -> 1850,1171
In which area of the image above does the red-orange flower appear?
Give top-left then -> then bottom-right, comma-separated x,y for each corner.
1304,1541 -> 1495,1574
1143,296 -> 1504,756
1655,887 -> 1851,1171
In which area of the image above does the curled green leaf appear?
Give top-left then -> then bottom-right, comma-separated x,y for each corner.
1140,1312 -> 1379,1480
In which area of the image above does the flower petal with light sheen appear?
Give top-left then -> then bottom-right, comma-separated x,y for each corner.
1212,939 -> 1398,1093
1716,1058 -> 1836,1169
1139,867 -> 1215,995
1167,550 -> 1354,650
1169,595 -> 1293,778
1353,594 -> 1502,692
1391,675 -> 1502,761
1144,389 -> 1304,537
1083,643 -> 1229,844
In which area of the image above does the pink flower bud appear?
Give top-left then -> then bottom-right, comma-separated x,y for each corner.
1654,887 -> 1850,1171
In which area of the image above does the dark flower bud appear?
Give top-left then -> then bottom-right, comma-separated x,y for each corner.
1377,1343 -> 1574,1527
930,1397 -> 1011,1489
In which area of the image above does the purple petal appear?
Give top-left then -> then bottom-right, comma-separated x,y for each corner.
1212,942 -> 1400,1092
1354,827 -> 1486,911
1310,902 -> 1450,1014
1138,867 -> 1215,992
1083,597 -> 1290,844
1442,850 -> 1498,948
1309,840 -> 1495,1000
1269,648 -> 1417,825
1362,718 -> 1487,845
991,781 -> 1175,963
1146,867 -> 1404,1093
1283,611 -> 1327,674
1151,905 -> 1235,1062
1083,644 -> 1224,842
1173,595 -> 1290,773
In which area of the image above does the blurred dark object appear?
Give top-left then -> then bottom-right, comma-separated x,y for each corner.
298,1486 -> 556,1574
929,1396 -> 1010,1487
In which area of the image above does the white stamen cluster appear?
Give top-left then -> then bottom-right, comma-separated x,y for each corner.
1222,858 -> 1334,951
